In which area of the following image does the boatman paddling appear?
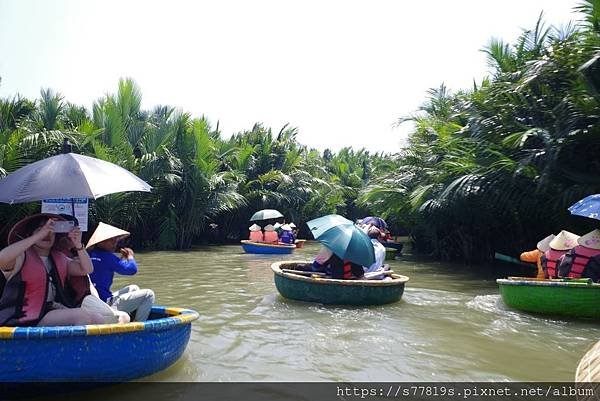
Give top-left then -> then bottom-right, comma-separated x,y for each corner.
87,222 -> 155,321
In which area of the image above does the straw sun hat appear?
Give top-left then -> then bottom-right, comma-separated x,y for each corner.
536,234 -> 555,253
7,213 -> 66,245
86,222 -> 130,249
249,224 -> 261,232
264,224 -> 276,232
578,229 -> 600,250
549,230 -> 580,251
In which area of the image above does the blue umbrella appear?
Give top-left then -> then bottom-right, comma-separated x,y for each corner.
250,209 -> 284,221
359,216 -> 388,231
307,214 -> 375,266
568,194 -> 600,220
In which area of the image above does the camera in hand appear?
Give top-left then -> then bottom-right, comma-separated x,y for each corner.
54,220 -> 75,233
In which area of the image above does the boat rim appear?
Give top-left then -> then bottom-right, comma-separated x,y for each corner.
271,260 -> 409,286
241,240 -> 296,249
0,306 -> 199,340
497,278 -> 600,288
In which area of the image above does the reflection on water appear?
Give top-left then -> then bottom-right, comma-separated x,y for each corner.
111,242 -> 600,381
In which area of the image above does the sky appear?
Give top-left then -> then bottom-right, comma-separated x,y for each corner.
0,0 -> 582,152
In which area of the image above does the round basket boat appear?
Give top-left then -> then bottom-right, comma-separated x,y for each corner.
272,261 -> 409,305
497,278 -> 600,319
241,240 -> 296,255
575,339 -> 600,400
294,239 -> 306,248
0,306 -> 199,382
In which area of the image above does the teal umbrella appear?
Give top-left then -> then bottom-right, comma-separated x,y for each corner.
250,209 -> 284,221
307,214 -> 375,266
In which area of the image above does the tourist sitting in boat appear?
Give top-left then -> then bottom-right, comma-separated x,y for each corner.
289,222 -> 299,236
558,229 -> 600,282
279,224 -> 295,245
0,214 -> 106,327
542,230 -> 580,278
249,224 -> 264,242
87,222 -> 155,322
520,234 -> 555,279
307,246 -> 363,279
363,226 -> 387,277
263,224 -> 279,244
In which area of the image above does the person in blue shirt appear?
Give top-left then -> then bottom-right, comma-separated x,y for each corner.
87,222 -> 155,321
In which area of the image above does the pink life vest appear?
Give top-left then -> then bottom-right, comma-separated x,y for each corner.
263,231 -> 279,243
249,231 -> 264,242
0,249 -> 69,326
559,245 -> 600,278
543,248 -> 568,278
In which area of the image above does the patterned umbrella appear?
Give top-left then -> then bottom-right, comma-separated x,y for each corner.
568,195 -> 600,220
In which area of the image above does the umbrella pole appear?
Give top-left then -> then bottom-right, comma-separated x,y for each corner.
71,198 -> 78,227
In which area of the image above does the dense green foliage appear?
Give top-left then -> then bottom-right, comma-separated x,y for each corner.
0,81 -> 378,248
359,1 -> 600,262
0,1 -> 599,264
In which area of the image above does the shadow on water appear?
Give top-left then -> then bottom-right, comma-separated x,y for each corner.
103,242 -> 600,382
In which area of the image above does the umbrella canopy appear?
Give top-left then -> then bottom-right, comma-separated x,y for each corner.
359,216 -> 388,231
0,153 -> 152,204
307,214 -> 375,266
568,194 -> 600,220
249,209 -> 284,221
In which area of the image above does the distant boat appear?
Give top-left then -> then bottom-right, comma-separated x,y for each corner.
271,261 -> 409,305
240,240 -> 296,255
294,239 -> 306,248
0,306 -> 199,381
497,277 -> 600,319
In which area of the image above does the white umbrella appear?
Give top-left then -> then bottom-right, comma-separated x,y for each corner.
0,152 -> 151,204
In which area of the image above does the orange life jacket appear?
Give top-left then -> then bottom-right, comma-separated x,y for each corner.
0,249 -> 69,326
249,231 -> 264,242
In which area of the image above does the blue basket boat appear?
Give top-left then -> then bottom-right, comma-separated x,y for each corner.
0,306 -> 199,382
241,240 -> 296,255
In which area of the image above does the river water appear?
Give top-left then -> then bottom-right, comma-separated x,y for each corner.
114,242 -> 600,382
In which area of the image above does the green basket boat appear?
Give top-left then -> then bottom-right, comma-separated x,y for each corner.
497,277 -> 600,319
272,261 -> 409,305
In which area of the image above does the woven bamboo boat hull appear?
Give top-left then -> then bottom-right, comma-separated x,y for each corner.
294,239 -> 306,248
272,261 -> 409,305
241,240 -> 296,254
497,278 -> 600,319
0,306 -> 199,382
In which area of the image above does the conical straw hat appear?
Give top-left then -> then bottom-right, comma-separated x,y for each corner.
536,234 -> 555,252
86,222 -> 130,248
578,229 -> 600,250
249,224 -> 261,232
549,230 -> 579,251
273,222 -> 282,229
289,222 -> 296,228
7,213 -> 65,245
281,224 -> 292,231
264,224 -> 275,232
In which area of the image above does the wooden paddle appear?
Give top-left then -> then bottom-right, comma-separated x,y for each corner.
281,269 -> 326,277
494,252 -> 535,267
364,270 -> 394,279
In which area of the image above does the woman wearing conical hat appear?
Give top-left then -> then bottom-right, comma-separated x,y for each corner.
542,230 -> 580,278
0,214 -> 105,326
557,229 -> 600,282
87,222 -> 155,321
248,224 -> 264,243
520,234 -> 555,279
279,224 -> 295,245
263,224 -> 279,244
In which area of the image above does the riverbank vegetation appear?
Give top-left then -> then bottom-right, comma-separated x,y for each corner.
0,1 -> 598,263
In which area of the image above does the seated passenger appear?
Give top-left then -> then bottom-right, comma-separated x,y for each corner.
558,229 -> 600,281
249,224 -> 264,242
263,224 -> 279,244
520,234 -> 555,279
279,224 -> 295,245
328,254 -> 364,280
363,227 -> 387,274
87,222 -> 155,322
542,230 -> 579,278
0,214 -> 105,327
